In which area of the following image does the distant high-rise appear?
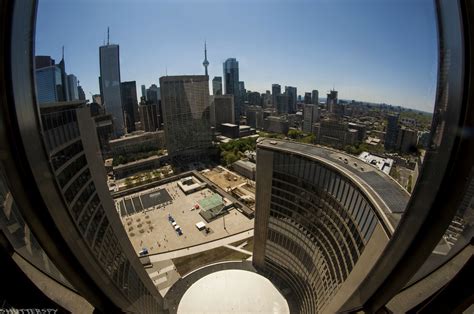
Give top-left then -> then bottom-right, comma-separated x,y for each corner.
285,86 -> 297,113
203,41 -> 209,76
312,90 -> 319,105
326,89 -> 338,112
239,81 -> 245,92
276,94 -> 289,114
92,94 -> 102,105
67,74 -> 79,101
35,55 -> 55,69
303,104 -> 320,133
248,91 -> 261,106
160,75 -> 212,159
223,58 -> 240,122
121,81 -> 139,132
99,40 -> 124,137
139,100 -> 160,132
272,84 -> 281,107
385,114 -> 400,151
141,84 -> 147,100
211,95 -> 235,128
304,92 -> 312,104
246,105 -> 264,130
57,48 -> 70,101
397,127 -> 418,153
239,81 -> 247,109
35,66 -> 64,104
77,84 -> 86,101
146,84 -> 160,104
327,89 -> 343,119
212,76 -> 222,95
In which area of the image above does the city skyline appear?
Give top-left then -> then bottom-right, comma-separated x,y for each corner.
36,0 -> 437,112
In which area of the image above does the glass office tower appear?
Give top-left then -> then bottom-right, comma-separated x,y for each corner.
223,58 -> 240,122
99,44 -> 124,138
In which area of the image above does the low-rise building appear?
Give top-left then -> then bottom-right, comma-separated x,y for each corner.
246,105 -> 264,129
239,125 -> 256,137
347,122 -> 367,142
221,123 -> 240,138
109,130 -> 165,157
232,160 -> 256,180
113,155 -> 168,179
263,116 -> 289,134
314,119 -> 361,148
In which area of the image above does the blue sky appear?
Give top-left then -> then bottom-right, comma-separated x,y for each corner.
36,0 -> 438,112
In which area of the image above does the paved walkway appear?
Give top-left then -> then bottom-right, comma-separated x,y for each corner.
147,229 -> 254,262
223,244 -> 252,255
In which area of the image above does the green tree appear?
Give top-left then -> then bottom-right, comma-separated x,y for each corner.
288,129 -> 303,139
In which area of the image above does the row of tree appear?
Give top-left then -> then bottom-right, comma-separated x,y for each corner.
219,137 -> 257,166
112,149 -> 165,167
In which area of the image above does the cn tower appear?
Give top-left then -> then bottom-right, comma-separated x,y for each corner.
203,41 -> 209,76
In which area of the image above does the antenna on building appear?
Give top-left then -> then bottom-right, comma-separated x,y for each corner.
61,45 -> 64,60
166,67 -> 168,76
107,27 -> 110,45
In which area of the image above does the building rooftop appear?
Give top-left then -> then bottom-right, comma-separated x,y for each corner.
258,139 -> 410,232
109,130 -> 163,144
233,159 -> 256,171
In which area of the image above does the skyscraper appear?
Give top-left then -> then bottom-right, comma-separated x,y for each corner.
121,81 -> 139,132
146,84 -> 160,104
35,55 -> 55,69
304,92 -> 312,104
141,84 -> 147,100
276,94 -> 289,114
303,103 -> 320,133
212,76 -> 222,95
92,94 -> 102,105
285,86 -> 297,113
203,41 -> 209,76
223,58 -> 240,122
239,81 -> 245,92
312,89 -> 319,105
67,74 -> 79,101
246,105 -> 264,129
385,114 -> 400,151
272,84 -> 281,107
139,100 -> 160,132
57,48 -> 70,102
35,66 -> 63,104
160,75 -> 212,160
397,127 -> 418,153
254,139 -> 408,313
326,89 -> 338,112
99,38 -> 124,137
248,91 -> 261,106
211,94 -> 235,128
77,84 -> 86,101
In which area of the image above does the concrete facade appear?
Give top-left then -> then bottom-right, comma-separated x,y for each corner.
253,139 -> 409,313
109,130 -> 165,157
